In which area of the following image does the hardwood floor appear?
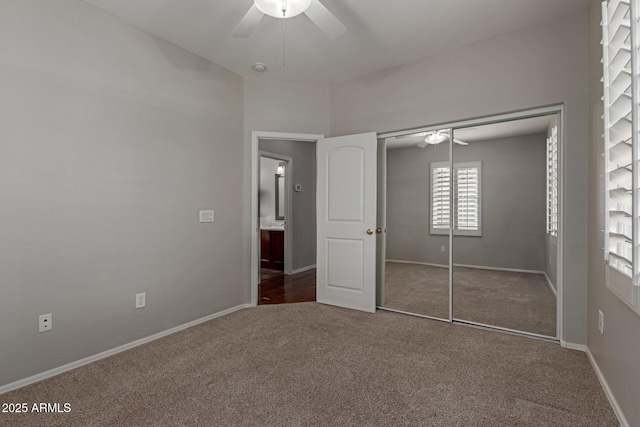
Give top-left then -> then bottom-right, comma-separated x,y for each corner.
259,268 -> 316,305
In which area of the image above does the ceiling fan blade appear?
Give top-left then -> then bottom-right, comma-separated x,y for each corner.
231,4 -> 264,38
417,140 -> 429,148
453,139 -> 469,146
304,0 -> 346,40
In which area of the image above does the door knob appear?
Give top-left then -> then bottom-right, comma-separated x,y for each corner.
376,228 -> 382,234
366,229 -> 374,235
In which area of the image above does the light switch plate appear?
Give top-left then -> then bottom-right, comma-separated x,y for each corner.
199,210 -> 215,223
135,292 -> 146,309
598,310 -> 604,334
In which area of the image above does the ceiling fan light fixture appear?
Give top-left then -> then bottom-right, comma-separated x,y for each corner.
424,131 -> 449,145
254,0 -> 311,18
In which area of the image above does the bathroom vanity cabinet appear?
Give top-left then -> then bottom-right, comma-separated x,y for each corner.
260,229 -> 284,271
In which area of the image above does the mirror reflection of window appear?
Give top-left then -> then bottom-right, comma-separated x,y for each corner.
430,161 -> 482,236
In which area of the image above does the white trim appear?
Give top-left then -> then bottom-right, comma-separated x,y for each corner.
379,105 -> 565,139
449,130 -> 453,322
454,318 -> 559,342
377,306 -> 450,323
560,340 -> 587,352
0,304 -> 251,395
290,264 -> 317,275
556,104 -> 565,342
586,347 -> 630,427
386,259 -> 448,269
387,259 -> 548,275
453,263 -> 545,275
251,131 -> 324,307
259,150 -> 294,275
544,272 -> 558,297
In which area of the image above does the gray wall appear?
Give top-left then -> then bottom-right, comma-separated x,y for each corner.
386,133 -> 547,272
587,1 -> 640,426
259,157 -> 281,221
259,140 -> 317,271
330,12 -> 588,345
386,143 -> 449,266
0,0 -> 244,388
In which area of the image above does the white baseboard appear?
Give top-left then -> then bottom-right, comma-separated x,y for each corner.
386,259 -> 545,275
453,263 -> 545,275
386,259 -> 448,269
586,347 -> 629,427
0,303 -> 252,395
560,340 -> 587,352
290,264 -> 316,275
544,272 -> 558,297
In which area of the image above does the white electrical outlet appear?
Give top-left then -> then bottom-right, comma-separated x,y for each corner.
440,245 -> 446,252
598,310 -> 604,334
135,292 -> 146,309
199,210 -> 215,223
39,313 -> 52,333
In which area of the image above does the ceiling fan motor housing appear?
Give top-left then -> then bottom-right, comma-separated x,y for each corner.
254,0 -> 312,18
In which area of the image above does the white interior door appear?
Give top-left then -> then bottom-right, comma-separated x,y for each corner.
316,132 -> 377,313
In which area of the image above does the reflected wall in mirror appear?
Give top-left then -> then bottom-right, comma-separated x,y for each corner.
381,128 -> 451,320
451,114 -> 558,337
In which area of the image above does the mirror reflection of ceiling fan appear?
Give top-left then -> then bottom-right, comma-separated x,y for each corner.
397,131 -> 469,148
232,0 -> 346,39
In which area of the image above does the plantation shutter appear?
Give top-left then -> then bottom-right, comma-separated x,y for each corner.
602,0 -> 637,282
431,162 -> 451,232
547,126 -> 559,237
454,162 -> 481,235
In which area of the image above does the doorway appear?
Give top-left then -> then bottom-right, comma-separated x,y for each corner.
252,132 -> 323,306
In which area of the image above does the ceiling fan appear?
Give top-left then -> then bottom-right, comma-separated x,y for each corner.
399,131 -> 469,148
232,0 -> 346,39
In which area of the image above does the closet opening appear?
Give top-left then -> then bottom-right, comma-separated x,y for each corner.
377,106 -> 563,341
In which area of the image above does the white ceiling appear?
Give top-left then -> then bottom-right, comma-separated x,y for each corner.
386,115 -> 555,149
84,0 -> 589,83
455,115 -> 555,143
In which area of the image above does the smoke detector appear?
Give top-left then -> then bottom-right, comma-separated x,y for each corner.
252,62 -> 267,72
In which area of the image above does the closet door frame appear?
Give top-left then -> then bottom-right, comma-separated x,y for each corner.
377,104 -> 564,342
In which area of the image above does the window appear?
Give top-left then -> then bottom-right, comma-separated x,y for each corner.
547,125 -> 558,238
430,161 -> 482,236
431,163 -> 451,232
601,0 -> 640,312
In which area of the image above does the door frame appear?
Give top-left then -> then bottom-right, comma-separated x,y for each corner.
378,104 -> 565,343
251,131 -> 324,306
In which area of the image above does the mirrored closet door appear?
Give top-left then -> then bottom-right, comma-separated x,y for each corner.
379,128 -> 452,320
451,114 -> 558,338
377,111 -> 560,339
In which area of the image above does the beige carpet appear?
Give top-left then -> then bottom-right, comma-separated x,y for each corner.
384,262 -> 556,337
383,262 -> 449,319
1,303 -> 615,426
453,267 -> 556,336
